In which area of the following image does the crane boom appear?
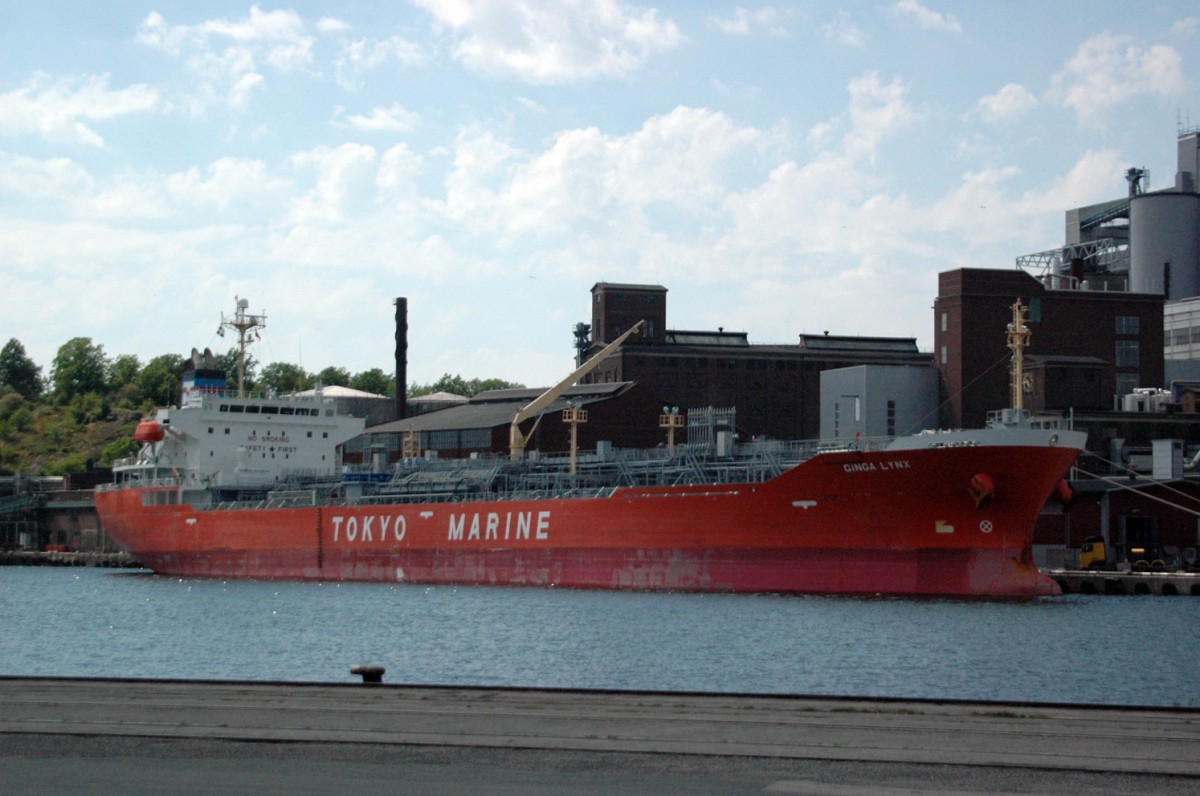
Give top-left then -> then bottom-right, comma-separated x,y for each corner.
509,320 -> 645,460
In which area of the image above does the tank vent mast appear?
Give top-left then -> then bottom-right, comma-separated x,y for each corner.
1006,300 -> 1031,411
220,297 -> 266,398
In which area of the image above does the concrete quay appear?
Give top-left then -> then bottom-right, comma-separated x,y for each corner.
2,677 -> 1199,795
1048,568 -> 1200,596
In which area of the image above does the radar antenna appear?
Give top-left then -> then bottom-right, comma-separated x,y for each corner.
220,297 -> 267,397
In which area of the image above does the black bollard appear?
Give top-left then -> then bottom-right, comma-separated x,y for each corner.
350,664 -> 386,684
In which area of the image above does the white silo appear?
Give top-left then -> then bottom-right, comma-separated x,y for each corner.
1129,191 -> 1200,298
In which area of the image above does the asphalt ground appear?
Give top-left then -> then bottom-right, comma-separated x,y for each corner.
2,677 -> 1198,795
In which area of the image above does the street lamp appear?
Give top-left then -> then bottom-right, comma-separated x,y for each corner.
562,402 -> 588,474
659,406 -> 684,454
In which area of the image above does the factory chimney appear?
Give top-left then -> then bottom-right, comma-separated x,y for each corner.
394,297 -> 407,419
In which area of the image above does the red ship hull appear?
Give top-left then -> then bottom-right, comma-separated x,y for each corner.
95,444 -> 1078,597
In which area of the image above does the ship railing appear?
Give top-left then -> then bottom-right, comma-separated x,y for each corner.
211,497 -> 303,511
377,465 -> 502,493
95,477 -> 180,493
263,489 -> 319,508
192,388 -> 339,405
349,484 -> 621,506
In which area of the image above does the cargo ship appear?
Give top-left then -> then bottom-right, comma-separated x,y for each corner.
94,300 -> 1085,597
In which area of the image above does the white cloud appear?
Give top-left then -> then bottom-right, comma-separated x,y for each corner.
166,157 -> 291,211
333,36 -> 428,90
413,0 -> 684,83
822,14 -> 867,48
973,83 -> 1038,123
0,152 -> 94,214
0,73 -> 159,147
139,7 -> 311,55
1170,17 -> 1198,36
288,143 -> 381,226
1018,148 -> 1126,214
710,7 -> 791,37
342,103 -> 421,133
137,7 -> 316,106
317,17 -> 352,35
806,74 -> 916,161
842,72 -> 919,163
892,0 -> 962,34
1050,33 -> 1186,124
439,106 -> 764,259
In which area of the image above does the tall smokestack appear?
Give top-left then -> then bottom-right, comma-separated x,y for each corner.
394,297 -> 407,419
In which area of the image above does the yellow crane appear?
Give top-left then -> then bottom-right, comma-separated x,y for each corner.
509,321 -> 644,460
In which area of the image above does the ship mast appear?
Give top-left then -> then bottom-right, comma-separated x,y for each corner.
1006,300 -> 1031,411
220,297 -> 266,398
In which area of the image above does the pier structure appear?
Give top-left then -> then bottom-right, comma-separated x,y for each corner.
2,677 -> 1198,794
1049,568 -> 1200,595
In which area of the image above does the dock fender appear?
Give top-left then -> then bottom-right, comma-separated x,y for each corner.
968,473 -> 995,509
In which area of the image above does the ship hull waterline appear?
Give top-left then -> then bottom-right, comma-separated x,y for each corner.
95,444 -> 1078,598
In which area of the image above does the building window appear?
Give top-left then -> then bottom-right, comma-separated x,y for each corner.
1116,316 -> 1139,335
427,430 -> 456,450
886,400 -> 896,437
940,345 -> 947,365
1115,341 -> 1139,367
940,312 -> 947,332
1115,373 -> 1139,396
460,429 -> 491,449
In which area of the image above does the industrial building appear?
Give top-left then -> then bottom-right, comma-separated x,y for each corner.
818,364 -> 939,441
361,282 -> 939,458
355,382 -> 665,461
1017,128 -> 1200,379
577,282 -> 933,440
934,268 -> 1164,430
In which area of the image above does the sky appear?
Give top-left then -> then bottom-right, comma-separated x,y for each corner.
1,2 -> 1198,390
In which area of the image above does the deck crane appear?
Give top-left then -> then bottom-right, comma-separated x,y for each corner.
509,321 -> 645,460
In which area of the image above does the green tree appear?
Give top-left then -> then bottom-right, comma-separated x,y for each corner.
107,353 -> 142,408
259,362 -> 311,394
101,436 -> 140,465
45,453 -> 88,476
0,338 -> 43,399
350,368 -> 394,396
216,347 -> 258,393
469,377 -> 526,395
51,337 -> 108,403
410,373 -> 525,398
315,366 -> 350,387
137,354 -> 186,407
0,391 -> 32,436
106,354 -> 140,393
70,391 -> 108,425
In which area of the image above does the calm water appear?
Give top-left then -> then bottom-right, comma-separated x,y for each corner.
2,567 -> 1198,707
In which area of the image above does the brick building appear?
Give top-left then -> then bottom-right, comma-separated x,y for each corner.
580,282 -> 933,440
934,268 -> 1164,429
